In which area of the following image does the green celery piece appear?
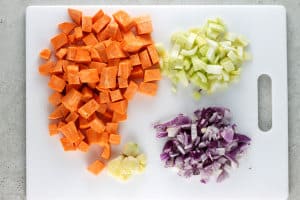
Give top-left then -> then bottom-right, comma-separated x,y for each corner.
227,50 -> 240,63
230,68 -> 241,75
171,31 -> 187,46
177,70 -> 189,87
214,55 -> 220,64
155,43 -> 167,57
195,35 -> 207,46
206,65 -> 223,74
237,46 -> 244,57
207,18 -> 219,24
208,75 -> 219,80
221,58 -> 235,72
170,56 -> 184,67
170,43 -> 181,58
222,70 -> 230,82
171,86 -> 177,93
208,81 -> 228,93
200,57 -> 209,63
206,38 -> 219,49
196,71 -> 208,83
183,59 -> 191,71
185,32 -> 197,49
230,75 -> 240,82
191,55 -> 207,71
170,75 -> 179,84
243,52 -> 252,60
206,47 -> 216,63
236,35 -> 249,47
199,45 -> 209,56
189,27 -> 203,34
216,17 -> 225,26
225,32 -> 237,42
192,91 -> 202,100
206,28 -> 219,40
208,22 -> 225,33
173,65 -> 184,70
188,67 -> 195,77
190,74 -> 208,90
223,61 -> 235,72
180,46 -> 198,56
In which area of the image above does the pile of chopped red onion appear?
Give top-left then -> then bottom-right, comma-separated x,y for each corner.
154,107 -> 251,183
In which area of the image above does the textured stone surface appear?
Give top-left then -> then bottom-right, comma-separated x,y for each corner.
0,1 -> 299,199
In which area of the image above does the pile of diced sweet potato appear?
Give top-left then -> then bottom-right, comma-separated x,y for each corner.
38,8 -> 161,175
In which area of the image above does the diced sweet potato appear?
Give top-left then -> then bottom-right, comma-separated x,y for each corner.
51,33 -> 68,51
139,82 -> 158,96
79,69 -> 99,83
58,22 -> 76,34
134,15 -> 153,35
60,137 -> 76,151
139,49 -> 152,69
113,10 -> 135,31
62,88 -> 82,112
39,48 -> 51,60
87,160 -> 105,175
68,8 -> 82,25
82,33 -> 98,46
144,68 -> 161,82
124,81 -> 138,100
49,104 -> 69,119
109,89 -> 123,102
60,121 -> 80,143
109,100 -> 128,115
82,16 -> 92,32
78,99 -> 99,119
48,75 -> 66,92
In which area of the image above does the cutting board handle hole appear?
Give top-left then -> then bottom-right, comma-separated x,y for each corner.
258,74 -> 272,132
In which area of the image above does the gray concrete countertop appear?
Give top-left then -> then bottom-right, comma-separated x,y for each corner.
0,0 -> 299,199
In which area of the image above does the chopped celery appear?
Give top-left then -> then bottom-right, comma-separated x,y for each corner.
196,72 -> 208,83
159,18 -> 250,98
206,47 -> 216,63
177,70 -> 189,87
206,38 -> 219,49
181,46 -> 198,56
192,55 -> 207,71
170,44 -> 181,58
206,65 -> 223,74
189,27 -> 203,34
186,33 -> 197,49
227,50 -> 240,63
171,85 -> 177,93
195,35 -> 207,46
155,43 -> 167,57
183,59 -> 191,71
208,22 -> 225,33
236,35 -> 249,47
193,91 -> 202,100
199,45 -> 209,56
222,71 -> 230,81
244,52 -> 252,61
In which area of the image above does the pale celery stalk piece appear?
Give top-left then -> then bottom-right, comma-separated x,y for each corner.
158,18 -> 251,99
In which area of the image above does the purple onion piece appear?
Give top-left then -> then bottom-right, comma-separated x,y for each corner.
217,170 -> 229,183
156,131 -> 168,138
154,107 -> 251,183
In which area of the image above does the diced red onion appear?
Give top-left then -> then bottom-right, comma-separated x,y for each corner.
154,107 -> 251,183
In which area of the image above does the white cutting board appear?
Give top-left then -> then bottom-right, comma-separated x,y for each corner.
26,5 -> 288,200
